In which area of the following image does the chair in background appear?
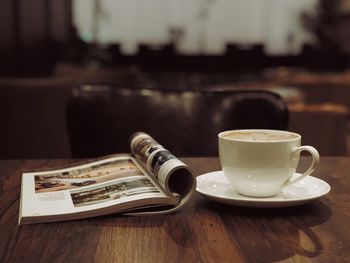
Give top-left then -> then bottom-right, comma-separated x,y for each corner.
66,85 -> 289,157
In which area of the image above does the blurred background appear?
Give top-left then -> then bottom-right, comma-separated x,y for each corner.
1,0 -> 350,158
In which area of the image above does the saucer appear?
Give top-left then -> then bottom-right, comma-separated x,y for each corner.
196,171 -> 331,208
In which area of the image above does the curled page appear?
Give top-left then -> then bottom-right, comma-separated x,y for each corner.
129,132 -> 196,215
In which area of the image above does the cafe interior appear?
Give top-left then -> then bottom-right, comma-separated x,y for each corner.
3,1 -> 350,262
1,0 -> 350,159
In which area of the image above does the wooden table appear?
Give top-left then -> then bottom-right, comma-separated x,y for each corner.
0,157 -> 349,262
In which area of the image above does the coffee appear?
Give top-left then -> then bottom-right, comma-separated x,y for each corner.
218,129 -> 319,197
223,130 -> 298,142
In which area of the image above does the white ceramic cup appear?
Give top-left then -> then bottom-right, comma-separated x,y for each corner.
218,129 -> 320,198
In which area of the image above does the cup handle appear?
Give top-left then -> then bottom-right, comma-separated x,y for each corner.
286,146 -> 320,186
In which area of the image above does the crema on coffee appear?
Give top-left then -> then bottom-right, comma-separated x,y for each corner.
223,130 -> 299,142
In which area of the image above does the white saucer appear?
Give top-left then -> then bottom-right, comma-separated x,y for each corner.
196,171 -> 331,208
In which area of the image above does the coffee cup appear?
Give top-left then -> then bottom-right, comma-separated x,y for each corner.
218,129 -> 320,198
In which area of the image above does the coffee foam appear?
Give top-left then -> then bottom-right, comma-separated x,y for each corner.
223,131 -> 298,142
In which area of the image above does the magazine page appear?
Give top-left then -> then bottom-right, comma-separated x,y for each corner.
19,155 -> 178,224
129,132 -> 196,215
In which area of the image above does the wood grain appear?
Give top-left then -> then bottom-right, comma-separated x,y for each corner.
0,157 -> 350,262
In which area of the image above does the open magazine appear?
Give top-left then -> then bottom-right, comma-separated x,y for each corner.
19,132 -> 196,225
